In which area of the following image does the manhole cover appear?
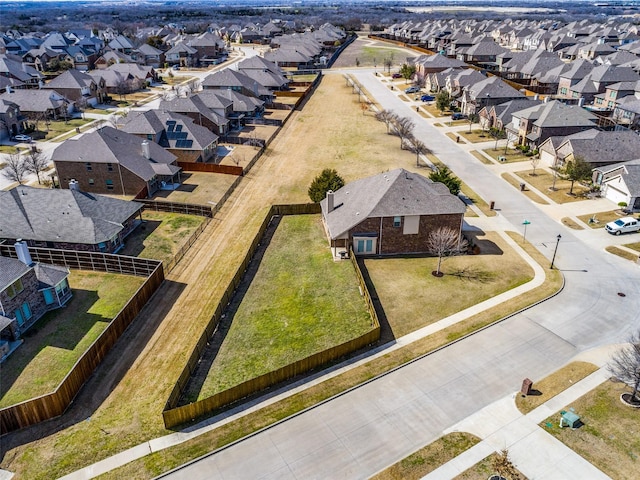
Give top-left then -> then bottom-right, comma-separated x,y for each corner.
618,292 -> 626,297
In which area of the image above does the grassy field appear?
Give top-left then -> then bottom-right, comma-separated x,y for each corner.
371,433 -> 480,480
513,169 -> 590,203
364,232 -> 534,337
515,362 -> 599,414
0,271 -> 145,407
189,214 -> 372,400
118,211 -> 206,264
542,380 -> 640,479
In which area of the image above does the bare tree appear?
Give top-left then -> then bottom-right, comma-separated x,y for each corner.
383,53 -> 394,74
188,78 -> 201,93
360,100 -> 372,115
375,109 -> 398,134
608,330 -> 640,406
24,149 -> 49,185
2,152 -> 28,184
410,137 -> 431,167
427,227 -> 468,277
530,155 -> 541,176
392,116 -> 415,150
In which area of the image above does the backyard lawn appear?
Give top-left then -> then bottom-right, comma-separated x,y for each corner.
152,171 -> 238,205
188,214 -> 373,400
118,211 -> 206,265
542,380 -> 640,480
0,271 -> 145,407
364,232 -> 534,337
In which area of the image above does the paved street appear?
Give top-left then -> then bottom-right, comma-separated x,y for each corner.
158,70 -> 640,479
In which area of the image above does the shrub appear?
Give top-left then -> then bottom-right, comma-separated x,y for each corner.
308,168 -> 345,203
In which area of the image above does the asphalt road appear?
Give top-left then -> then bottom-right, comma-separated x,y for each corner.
161,70 -> 640,479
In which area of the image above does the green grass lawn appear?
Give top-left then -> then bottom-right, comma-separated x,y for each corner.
541,380 -> 640,480
191,214 -> 372,400
0,271 -> 145,407
364,231 -> 534,337
118,211 -> 206,264
371,433 -> 480,480
360,46 -> 402,66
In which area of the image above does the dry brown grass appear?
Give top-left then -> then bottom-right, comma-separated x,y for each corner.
482,147 -> 531,163
365,232 -> 534,337
371,432 -> 481,480
458,129 -> 493,144
515,361 -> 599,414
624,242 -> 640,252
151,171 -> 237,205
469,150 -> 493,165
454,452 -> 527,480
501,172 -> 549,205
561,217 -> 585,230
541,380 -> 640,480
513,169 -> 590,203
605,246 -> 640,262
577,210 -> 629,229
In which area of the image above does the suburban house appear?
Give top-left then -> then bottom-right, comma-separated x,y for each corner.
538,130 -> 640,169
159,96 -> 230,136
478,98 -> 541,132
236,56 -> 290,91
505,100 -> 599,149
0,184 -> 144,252
52,126 -> 181,197
201,68 -> 275,103
42,68 -> 107,105
320,169 -> 466,257
0,98 -> 25,141
411,53 -> 467,77
0,88 -> 73,120
132,43 -> 165,68
196,89 -> 265,129
122,110 -> 219,163
0,53 -> 43,87
0,244 -> 71,360
459,76 -> 526,116
592,159 -> 640,212
165,43 -> 199,67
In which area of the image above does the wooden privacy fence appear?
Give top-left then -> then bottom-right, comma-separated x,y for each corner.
164,216 -> 211,274
162,203 -> 382,429
135,199 -> 214,218
349,247 -> 380,328
177,161 -> 243,176
0,248 -> 164,434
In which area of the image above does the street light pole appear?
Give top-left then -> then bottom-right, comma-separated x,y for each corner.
550,234 -> 562,269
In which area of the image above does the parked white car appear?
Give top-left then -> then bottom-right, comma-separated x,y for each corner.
605,217 -> 640,235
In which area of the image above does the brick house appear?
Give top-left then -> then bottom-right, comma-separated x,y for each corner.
0,184 -> 143,253
52,126 -> 181,197
320,169 -> 466,257
1,243 -> 71,360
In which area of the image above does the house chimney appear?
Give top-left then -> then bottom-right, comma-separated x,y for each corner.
327,190 -> 335,213
578,97 -> 585,107
69,179 -> 80,191
141,140 -> 150,159
15,240 -> 33,266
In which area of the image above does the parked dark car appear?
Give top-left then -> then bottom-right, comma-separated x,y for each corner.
392,73 -> 402,79
421,94 -> 435,102
405,86 -> 420,94
451,113 -> 467,120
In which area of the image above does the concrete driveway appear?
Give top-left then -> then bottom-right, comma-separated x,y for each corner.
160,70 -> 640,479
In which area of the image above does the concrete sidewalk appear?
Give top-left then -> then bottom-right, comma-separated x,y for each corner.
422,364 -> 612,480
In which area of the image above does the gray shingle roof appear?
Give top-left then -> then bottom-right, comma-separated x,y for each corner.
321,169 -> 466,239
52,127 -> 177,182
34,263 -> 69,289
0,185 -> 143,245
0,256 -> 30,290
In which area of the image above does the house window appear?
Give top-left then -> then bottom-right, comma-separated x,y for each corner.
5,279 -> 24,299
610,91 -> 616,99
147,134 -> 153,140
88,178 -> 94,185
85,162 -> 92,171
107,163 -> 114,171
393,216 -> 402,227
560,87 -> 567,95
106,179 -> 114,190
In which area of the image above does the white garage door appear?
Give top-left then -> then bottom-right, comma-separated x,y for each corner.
604,183 -> 629,205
